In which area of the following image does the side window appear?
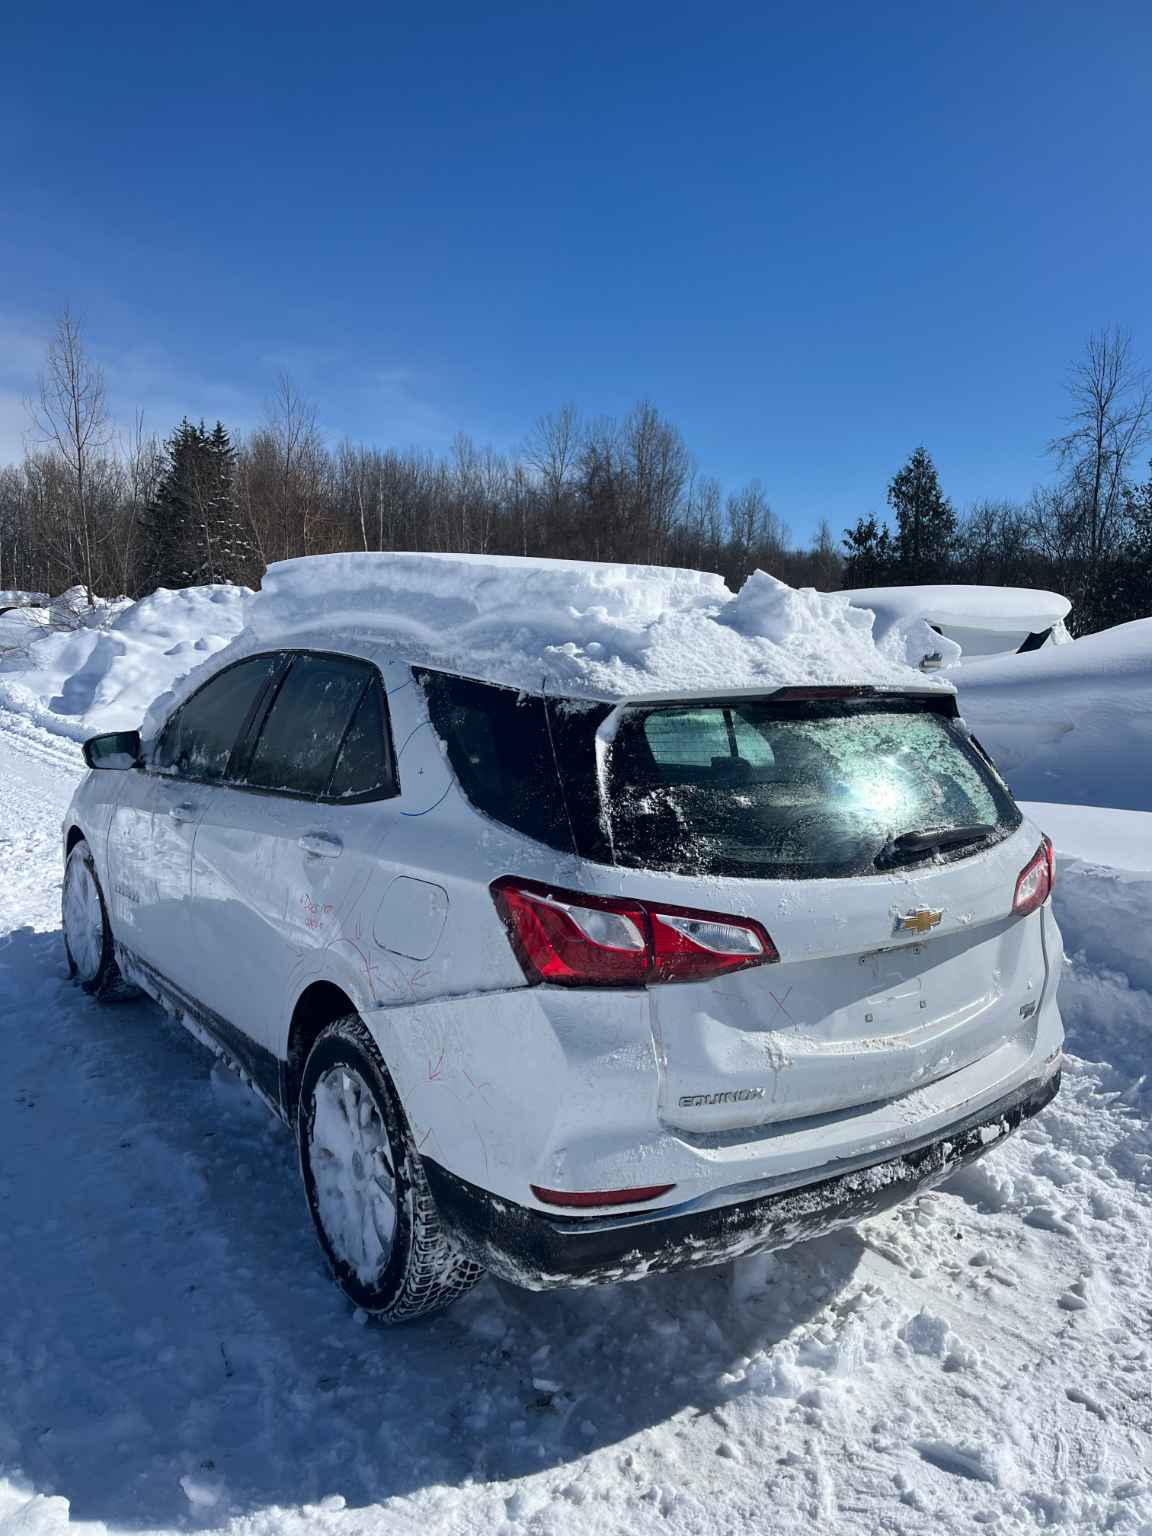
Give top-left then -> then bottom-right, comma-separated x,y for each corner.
328,680 -> 397,799
246,653 -> 372,798
421,671 -> 562,842
154,655 -> 280,782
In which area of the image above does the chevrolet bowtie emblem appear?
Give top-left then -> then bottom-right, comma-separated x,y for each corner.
895,908 -> 943,934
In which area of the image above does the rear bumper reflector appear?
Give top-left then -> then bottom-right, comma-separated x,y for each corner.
529,1183 -> 675,1209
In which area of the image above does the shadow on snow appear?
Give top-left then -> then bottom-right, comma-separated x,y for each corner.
0,925 -> 863,1526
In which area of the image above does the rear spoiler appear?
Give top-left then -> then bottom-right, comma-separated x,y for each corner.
611,683 -> 958,712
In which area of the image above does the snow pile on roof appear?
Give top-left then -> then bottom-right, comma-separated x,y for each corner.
246,553 -> 945,700
956,618 -> 1152,812
0,584 -> 251,741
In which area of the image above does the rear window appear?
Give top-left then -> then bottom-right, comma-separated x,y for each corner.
606,699 -> 1020,878
418,674 -> 1019,879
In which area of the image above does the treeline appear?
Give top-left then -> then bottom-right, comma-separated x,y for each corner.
844,330 -> 1152,635
2,313 -> 1150,638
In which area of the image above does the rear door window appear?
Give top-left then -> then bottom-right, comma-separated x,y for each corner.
607,700 -> 1020,879
246,653 -> 372,798
327,679 -> 397,800
154,655 -> 280,782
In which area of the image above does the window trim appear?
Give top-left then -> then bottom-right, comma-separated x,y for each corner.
152,648 -> 400,805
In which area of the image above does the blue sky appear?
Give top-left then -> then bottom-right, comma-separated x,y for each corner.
2,0 -> 1150,542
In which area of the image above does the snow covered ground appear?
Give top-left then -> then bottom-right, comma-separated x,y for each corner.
1,713 -> 1149,1536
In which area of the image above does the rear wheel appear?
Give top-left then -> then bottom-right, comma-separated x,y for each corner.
297,1016 -> 483,1322
62,840 -> 138,1001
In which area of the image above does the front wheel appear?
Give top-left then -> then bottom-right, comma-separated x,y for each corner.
297,1016 -> 483,1322
62,839 -> 138,1001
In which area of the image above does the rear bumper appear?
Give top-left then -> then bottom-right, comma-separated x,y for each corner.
424,1068 -> 1060,1289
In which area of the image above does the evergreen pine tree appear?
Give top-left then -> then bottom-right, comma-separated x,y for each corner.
139,418 -> 200,590
197,421 -> 257,586
887,446 -> 956,581
139,419 -> 256,591
842,514 -> 895,586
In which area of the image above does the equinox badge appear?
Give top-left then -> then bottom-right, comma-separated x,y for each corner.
894,907 -> 943,935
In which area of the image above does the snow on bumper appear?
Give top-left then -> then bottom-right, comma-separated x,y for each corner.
423,1069 -> 1062,1289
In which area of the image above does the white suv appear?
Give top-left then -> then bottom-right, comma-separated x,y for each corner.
61,555 -> 1063,1322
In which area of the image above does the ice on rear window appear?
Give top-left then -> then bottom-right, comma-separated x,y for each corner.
604,702 -> 1018,879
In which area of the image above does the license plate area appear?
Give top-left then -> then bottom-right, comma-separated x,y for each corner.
861,942 -> 926,1029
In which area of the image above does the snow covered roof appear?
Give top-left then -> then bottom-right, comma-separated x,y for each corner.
244,552 -> 949,702
841,584 -> 1071,636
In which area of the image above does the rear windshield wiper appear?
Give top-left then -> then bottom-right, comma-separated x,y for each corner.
875,823 -> 996,869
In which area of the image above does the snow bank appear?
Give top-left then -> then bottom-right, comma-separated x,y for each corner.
1032,805 -> 1152,1092
0,590 -> 48,608
957,618 -> 1152,812
243,553 -> 945,701
0,585 -> 251,741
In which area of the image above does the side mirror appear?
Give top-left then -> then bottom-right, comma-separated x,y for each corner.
83,730 -> 142,771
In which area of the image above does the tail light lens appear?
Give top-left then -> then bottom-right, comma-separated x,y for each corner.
491,877 -> 779,987
1013,836 -> 1054,916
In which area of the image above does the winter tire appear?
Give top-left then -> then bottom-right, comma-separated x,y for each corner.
62,839 -> 139,1001
297,1015 -> 483,1322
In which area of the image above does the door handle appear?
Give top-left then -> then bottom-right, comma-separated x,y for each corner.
168,803 -> 198,824
298,832 -> 343,858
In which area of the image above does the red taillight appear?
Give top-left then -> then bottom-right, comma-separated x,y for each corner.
1013,836 -> 1054,916
530,1183 -> 675,1208
490,877 -> 779,987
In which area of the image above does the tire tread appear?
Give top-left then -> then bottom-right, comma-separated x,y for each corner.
299,1015 -> 483,1323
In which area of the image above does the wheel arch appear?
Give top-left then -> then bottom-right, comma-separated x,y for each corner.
65,823 -> 87,856
285,979 -> 359,1121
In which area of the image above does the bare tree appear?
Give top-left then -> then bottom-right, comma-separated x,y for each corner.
26,309 -> 110,603
1049,328 -> 1151,614
810,518 -> 841,589
117,411 -> 163,595
268,372 -> 326,559
524,404 -> 579,516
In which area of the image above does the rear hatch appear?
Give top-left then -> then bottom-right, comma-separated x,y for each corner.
598,691 -> 1049,1132
419,671 -> 1050,1136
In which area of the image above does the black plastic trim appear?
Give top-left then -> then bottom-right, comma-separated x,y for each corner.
423,1070 -> 1061,1289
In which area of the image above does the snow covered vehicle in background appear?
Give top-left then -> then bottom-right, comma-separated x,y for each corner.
840,584 -> 1072,670
59,554 -> 1063,1321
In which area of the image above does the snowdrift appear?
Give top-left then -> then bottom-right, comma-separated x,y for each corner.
957,618 -> 1152,812
238,552 -> 946,701
0,585 -> 251,741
